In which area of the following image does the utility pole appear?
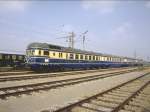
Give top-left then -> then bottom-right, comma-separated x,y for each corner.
80,30 -> 88,50
57,30 -> 88,49
69,32 -> 75,49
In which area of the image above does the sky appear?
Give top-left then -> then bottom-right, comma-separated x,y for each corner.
0,0 -> 150,60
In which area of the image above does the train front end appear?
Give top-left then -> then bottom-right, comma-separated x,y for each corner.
25,43 -> 50,71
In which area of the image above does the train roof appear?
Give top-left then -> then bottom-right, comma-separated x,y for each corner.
27,42 -> 110,56
27,42 -> 139,60
0,51 -> 25,55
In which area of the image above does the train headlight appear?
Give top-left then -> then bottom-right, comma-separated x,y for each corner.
45,59 -> 49,62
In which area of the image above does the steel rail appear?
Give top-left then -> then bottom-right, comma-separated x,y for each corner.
0,70 -> 134,99
0,67 -> 135,77
112,80 -> 150,112
53,72 -> 150,112
0,71 -> 34,77
0,68 -> 137,82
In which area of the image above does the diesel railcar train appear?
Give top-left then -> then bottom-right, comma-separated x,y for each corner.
25,42 -> 143,72
0,51 -> 25,67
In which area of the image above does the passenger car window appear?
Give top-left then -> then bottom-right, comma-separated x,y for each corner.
85,55 -> 88,60
0,54 -> 2,59
89,56 -> 91,60
44,51 -> 49,55
80,55 -> 83,60
75,54 -> 79,59
70,53 -> 74,59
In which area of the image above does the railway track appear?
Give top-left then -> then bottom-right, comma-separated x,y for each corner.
0,70 -> 137,99
0,68 -> 137,82
0,71 -> 34,77
48,72 -> 150,112
0,68 -> 116,77
0,67 -> 136,77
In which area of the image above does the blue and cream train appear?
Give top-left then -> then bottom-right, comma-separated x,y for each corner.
26,42 -> 143,72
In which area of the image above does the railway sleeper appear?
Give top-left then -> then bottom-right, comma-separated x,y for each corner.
107,92 -> 130,97
129,100 -> 150,111
0,91 -> 5,95
120,86 -> 142,90
6,89 -> 18,93
118,109 -> 133,112
102,94 -> 127,100
71,106 -> 98,112
117,88 -> 136,94
111,91 -> 132,96
139,96 -> 150,101
134,96 -> 150,103
18,88 -> 27,91
25,87 -> 34,90
90,99 -> 118,108
82,102 -> 113,112
140,90 -> 150,95
115,88 -> 139,93
141,91 -> 150,95
96,96 -> 123,104
124,104 -> 148,112
130,98 -> 150,106
122,84 -> 140,88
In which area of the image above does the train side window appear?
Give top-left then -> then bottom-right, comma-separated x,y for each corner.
0,54 -> 2,59
44,51 -> 49,56
12,55 -> 16,60
17,56 -> 22,60
107,57 -> 109,61
80,55 -> 83,60
103,57 -> 106,61
75,54 -> 79,60
39,50 -> 41,55
89,56 -> 91,60
66,53 -> 68,59
110,57 -> 112,61
99,56 -> 101,61
96,56 -> 98,60
53,52 -> 55,56
85,55 -> 88,60
93,56 -> 95,60
8,55 -> 11,59
31,49 -> 35,55
59,52 -> 63,58
70,53 -> 74,59
5,55 -> 10,60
